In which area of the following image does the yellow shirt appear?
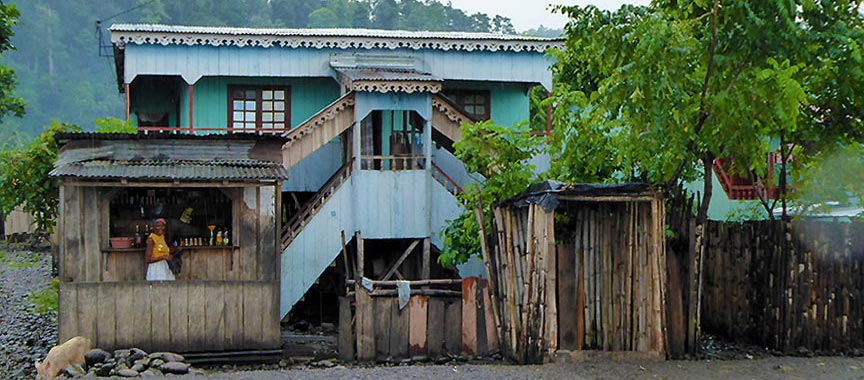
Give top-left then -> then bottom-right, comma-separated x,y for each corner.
149,234 -> 170,261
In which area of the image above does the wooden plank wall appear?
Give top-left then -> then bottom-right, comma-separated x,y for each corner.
343,278 -> 497,361
486,195 -> 668,363
702,220 -> 864,354
58,281 -> 280,352
3,206 -> 35,236
554,201 -> 667,353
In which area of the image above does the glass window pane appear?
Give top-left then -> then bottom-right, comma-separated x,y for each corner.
274,113 -> 285,122
245,90 -> 256,99
262,123 -> 273,129
233,100 -> 244,110
245,101 -> 256,110
274,123 -> 285,129
245,112 -> 256,121
274,101 -> 285,111
274,90 -> 285,100
233,122 -> 243,129
233,111 -> 244,121
476,95 -> 487,105
263,113 -> 273,122
475,106 -> 486,115
465,105 -> 476,114
262,90 -> 272,100
262,101 -> 273,111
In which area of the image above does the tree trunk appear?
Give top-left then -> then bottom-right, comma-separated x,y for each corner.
689,152 -> 714,353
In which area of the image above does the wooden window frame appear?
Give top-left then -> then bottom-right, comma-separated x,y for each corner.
443,89 -> 491,121
227,85 -> 291,133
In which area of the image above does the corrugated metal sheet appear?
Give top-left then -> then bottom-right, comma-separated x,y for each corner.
335,67 -> 441,82
50,160 -> 288,181
110,24 -> 562,42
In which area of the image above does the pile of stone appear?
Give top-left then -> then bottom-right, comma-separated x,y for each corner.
62,348 -> 196,378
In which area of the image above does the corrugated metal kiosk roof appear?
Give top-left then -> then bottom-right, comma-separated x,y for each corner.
50,159 -> 288,181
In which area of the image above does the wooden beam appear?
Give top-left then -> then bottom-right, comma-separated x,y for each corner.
381,239 -> 421,281
124,83 -> 130,121
356,231 -> 364,279
188,84 -> 194,133
61,180 -> 278,188
341,230 -> 351,280
346,279 -> 462,287
421,238 -> 431,280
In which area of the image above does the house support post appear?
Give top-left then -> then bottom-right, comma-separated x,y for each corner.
188,84 -> 194,133
421,238 -> 431,280
124,83 -> 130,122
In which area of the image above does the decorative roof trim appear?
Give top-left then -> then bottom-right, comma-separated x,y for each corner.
432,95 -> 477,124
110,24 -> 563,53
351,80 -> 441,94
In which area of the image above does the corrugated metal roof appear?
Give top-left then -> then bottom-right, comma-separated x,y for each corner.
109,24 -> 563,42
334,67 -> 441,82
50,160 -> 288,181
55,132 -> 285,142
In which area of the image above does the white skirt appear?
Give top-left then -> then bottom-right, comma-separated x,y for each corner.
146,260 -> 176,281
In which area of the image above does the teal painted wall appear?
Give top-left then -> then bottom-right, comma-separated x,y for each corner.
177,76 -> 341,131
686,173 -> 769,221
129,78 -> 181,128
442,81 -> 531,129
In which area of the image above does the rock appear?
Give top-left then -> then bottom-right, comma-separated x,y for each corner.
81,372 -> 98,379
411,355 -> 428,363
189,368 -> 207,376
312,359 -> 336,368
278,358 -> 293,368
333,365 -> 347,370
150,358 -> 165,367
117,368 -> 140,377
85,348 -> 112,367
131,363 -> 147,372
160,361 -> 190,374
434,356 -> 450,364
149,351 -> 185,362
129,348 -> 147,362
94,363 -> 113,377
114,349 -> 132,361
140,369 -> 161,377
63,363 -> 87,377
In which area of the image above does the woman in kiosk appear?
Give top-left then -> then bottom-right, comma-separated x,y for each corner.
145,218 -> 175,281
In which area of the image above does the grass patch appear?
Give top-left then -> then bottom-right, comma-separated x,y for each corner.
0,250 -> 6,263
8,252 -> 41,268
29,278 -> 59,314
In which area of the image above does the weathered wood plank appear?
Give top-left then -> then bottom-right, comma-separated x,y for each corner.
389,296 -> 410,359
462,278 -> 478,355
557,242 -> 577,350
150,284 -> 171,350
356,285 -> 375,361
242,282 -> 264,348
132,283 -> 153,352
114,283 -> 136,349
409,295 -> 428,356
188,282 -> 207,350
204,282 -> 226,351
444,299 -> 462,355
82,188 -> 101,282
169,282 -> 190,352
338,297 -> 354,361
94,284 -> 116,350
222,283 -> 244,349
58,283 -> 77,344
427,297 -> 445,357
375,297 -> 393,360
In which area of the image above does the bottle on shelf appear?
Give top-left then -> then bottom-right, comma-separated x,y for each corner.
223,229 -> 230,246
143,224 -> 150,241
134,225 -> 142,248
216,230 -> 223,246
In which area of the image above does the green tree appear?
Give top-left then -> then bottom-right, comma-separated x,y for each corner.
0,2 -> 24,124
439,120 -> 542,266
372,0 -> 399,29
0,120 -> 81,233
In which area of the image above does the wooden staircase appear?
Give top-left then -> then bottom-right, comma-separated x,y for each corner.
431,93 -> 477,145
281,159 -> 354,250
283,92 -> 356,169
431,161 -> 463,196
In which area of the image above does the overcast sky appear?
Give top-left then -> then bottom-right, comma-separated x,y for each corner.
446,0 -> 649,32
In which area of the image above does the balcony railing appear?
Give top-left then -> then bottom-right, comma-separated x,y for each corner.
135,126 -> 289,134
360,155 -> 426,170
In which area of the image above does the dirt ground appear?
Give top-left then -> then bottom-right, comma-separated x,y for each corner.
93,356 -> 864,380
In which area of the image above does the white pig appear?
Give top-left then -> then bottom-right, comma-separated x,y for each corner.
34,336 -> 91,380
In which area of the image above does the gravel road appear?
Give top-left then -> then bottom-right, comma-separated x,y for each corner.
86,357 -> 864,380
0,246 -> 58,380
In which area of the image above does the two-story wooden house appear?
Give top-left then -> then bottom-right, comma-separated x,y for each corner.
107,24 -> 560,323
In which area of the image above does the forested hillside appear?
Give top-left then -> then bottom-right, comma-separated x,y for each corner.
2,0 -> 559,139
